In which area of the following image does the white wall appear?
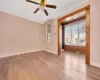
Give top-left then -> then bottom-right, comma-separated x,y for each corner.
90,0 -> 100,68
43,20 -> 58,54
44,1 -> 89,54
0,0 -> 100,68
44,0 -> 100,68
0,11 -> 44,58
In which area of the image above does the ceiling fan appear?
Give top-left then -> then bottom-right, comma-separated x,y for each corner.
26,0 -> 57,16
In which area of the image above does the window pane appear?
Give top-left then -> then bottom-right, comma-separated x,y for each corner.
79,20 -> 86,46
72,24 -> 78,44
64,20 -> 86,46
46,24 -> 51,42
65,26 -> 71,44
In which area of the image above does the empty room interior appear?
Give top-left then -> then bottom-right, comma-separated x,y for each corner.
60,11 -> 87,65
0,0 -> 100,80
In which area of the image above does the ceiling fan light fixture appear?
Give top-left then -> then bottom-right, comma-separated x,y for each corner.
39,6 -> 45,11
39,0 -> 46,4
40,4 -> 45,9
26,0 -> 57,16
39,0 -> 46,9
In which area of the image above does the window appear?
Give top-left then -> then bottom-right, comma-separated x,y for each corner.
64,20 -> 86,46
46,24 -> 51,42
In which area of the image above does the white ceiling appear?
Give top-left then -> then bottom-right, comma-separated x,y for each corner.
0,0 -> 88,24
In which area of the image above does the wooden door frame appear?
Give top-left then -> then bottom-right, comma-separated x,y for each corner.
58,5 -> 90,64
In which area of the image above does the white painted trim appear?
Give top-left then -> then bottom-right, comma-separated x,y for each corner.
0,49 -> 57,59
0,49 -> 44,59
90,61 -> 100,68
43,50 -> 57,55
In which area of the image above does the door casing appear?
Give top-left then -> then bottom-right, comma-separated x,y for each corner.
58,5 -> 90,64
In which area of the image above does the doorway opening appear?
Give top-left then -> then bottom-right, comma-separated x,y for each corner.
58,5 -> 90,64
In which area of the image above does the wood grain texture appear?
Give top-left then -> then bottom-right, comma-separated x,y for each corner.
64,45 -> 85,53
58,5 -> 90,64
62,16 -> 86,25
0,51 -> 100,80
85,8 -> 90,64
59,5 -> 90,21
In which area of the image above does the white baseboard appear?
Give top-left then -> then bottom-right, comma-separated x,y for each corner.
0,49 -> 43,59
90,61 -> 100,68
43,50 -> 57,55
2,49 -> 100,69
0,49 -> 57,59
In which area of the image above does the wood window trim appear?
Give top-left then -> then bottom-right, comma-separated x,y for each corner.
62,15 -> 86,26
58,5 -> 90,64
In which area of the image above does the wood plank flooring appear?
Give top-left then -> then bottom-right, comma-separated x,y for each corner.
0,51 -> 100,80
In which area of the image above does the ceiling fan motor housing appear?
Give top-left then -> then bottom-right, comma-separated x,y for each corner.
39,0 -> 46,9
26,0 -> 56,16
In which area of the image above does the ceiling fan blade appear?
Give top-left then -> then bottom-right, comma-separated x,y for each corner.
34,8 -> 39,13
26,0 -> 39,5
46,4 -> 57,9
44,9 -> 49,16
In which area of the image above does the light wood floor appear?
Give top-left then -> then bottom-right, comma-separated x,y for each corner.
0,51 -> 100,80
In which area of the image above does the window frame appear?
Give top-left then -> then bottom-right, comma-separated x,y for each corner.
46,24 -> 51,43
64,19 -> 86,46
